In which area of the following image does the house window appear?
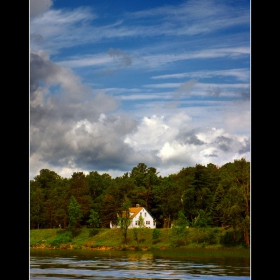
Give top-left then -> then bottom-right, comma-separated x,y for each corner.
146,221 -> 150,225
145,213 -> 146,217
135,221 -> 138,225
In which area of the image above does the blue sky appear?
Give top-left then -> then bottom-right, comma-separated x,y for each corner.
30,0 -> 250,179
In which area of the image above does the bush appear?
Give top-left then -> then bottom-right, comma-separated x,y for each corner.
204,228 -> 221,244
171,239 -> 185,247
220,228 -> 244,246
187,228 -> 206,244
152,228 -> 161,241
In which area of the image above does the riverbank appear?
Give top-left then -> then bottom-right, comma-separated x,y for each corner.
30,227 -> 250,258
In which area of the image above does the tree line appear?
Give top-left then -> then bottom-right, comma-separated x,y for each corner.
30,158 -> 250,246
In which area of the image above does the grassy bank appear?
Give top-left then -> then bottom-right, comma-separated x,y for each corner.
30,227 -> 250,258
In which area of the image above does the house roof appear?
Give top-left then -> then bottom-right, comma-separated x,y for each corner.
129,206 -> 144,219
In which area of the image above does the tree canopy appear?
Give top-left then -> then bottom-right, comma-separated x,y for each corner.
30,158 -> 250,246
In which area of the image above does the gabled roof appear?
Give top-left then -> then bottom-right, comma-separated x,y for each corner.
129,206 -> 144,219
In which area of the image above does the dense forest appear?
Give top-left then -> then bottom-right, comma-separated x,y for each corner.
30,158 -> 250,246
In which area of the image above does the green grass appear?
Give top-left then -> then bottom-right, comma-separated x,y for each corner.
30,227 -> 250,258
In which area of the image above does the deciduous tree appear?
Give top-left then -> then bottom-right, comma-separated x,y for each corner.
117,198 -> 132,244
172,210 -> 190,245
219,158 -> 250,246
68,195 -> 83,231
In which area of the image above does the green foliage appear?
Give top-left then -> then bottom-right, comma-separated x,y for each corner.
132,215 -> 146,246
171,211 -> 190,245
70,172 -> 93,222
88,228 -> 99,237
68,196 -> 83,231
30,181 -> 45,229
203,228 -> 222,244
152,228 -> 161,241
117,197 -> 132,244
133,228 -> 140,246
138,215 -> 145,228
220,228 -> 245,246
30,158 -> 250,247
30,227 -> 250,253
100,193 -> 119,228
217,158 -> 250,246
189,227 -> 222,246
153,175 -> 187,227
192,209 -> 211,228
189,228 -> 208,244
210,185 -> 224,227
87,209 -> 100,228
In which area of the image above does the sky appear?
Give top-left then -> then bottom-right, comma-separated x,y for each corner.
29,0 -> 250,180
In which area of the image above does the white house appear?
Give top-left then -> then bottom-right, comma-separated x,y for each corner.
110,204 -> 156,229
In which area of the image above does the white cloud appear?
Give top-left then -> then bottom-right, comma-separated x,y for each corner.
57,55 -> 113,68
29,1 -> 250,180
152,68 -> 250,82
124,115 -> 171,151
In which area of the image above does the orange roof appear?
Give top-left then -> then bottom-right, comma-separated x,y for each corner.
129,206 -> 144,219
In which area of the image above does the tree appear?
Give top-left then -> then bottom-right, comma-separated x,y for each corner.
117,198 -> 132,245
33,169 -> 61,189
52,178 -> 71,229
182,186 -> 197,223
130,163 -> 160,210
87,171 -> 112,199
31,169 -> 62,229
192,164 -> 211,210
30,181 -> 45,229
172,210 -> 190,245
70,172 -> 93,225
100,193 -> 119,228
192,209 -> 211,228
218,158 -> 250,246
68,196 -> 83,231
87,209 -> 100,228
152,228 -> 161,243
133,214 -> 146,247
153,175 -> 184,227
210,185 -> 224,227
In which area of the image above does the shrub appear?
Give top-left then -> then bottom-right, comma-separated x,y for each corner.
204,228 -> 221,244
188,228 -> 207,244
152,228 -> 161,241
220,228 -> 244,246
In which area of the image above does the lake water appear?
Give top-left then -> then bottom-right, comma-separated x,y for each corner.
30,249 -> 250,279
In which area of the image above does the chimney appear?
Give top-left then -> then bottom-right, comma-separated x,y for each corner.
136,204 -> 140,208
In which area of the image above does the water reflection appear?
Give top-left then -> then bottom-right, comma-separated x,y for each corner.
30,249 -> 250,280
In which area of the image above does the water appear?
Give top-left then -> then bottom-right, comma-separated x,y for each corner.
30,249 -> 250,279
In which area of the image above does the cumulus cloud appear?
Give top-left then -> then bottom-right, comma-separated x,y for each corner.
29,1 -> 250,180
30,51 -> 140,178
